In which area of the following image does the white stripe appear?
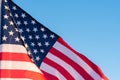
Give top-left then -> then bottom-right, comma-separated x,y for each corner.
0,78 -> 32,80
41,62 -> 66,80
47,52 -> 84,80
0,61 -> 42,73
53,41 -> 103,80
0,44 -> 27,54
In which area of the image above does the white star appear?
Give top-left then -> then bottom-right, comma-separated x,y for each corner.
15,13 -> 19,18
43,34 -> 48,39
33,49 -> 38,54
4,14 -> 9,19
9,21 -> 14,26
41,27 -> 45,32
35,35 -> 40,40
15,37 -> 20,42
26,28 -> 30,32
17,21 -> 21,26
9,31 -> 14,36
21,13 -> 26,18
21,36 -> 25,41
50,34 -> 55,39
4,5 -> 9,10
12,6 -> 17,10
15,28 -> 19,32
31,42 -> 35,47
3,25 -> 8,30
10,13 -> 12,16
33,28 -> 38,32
4,0 -> 7,2
29,35 -> 33,39
45,42 -> 50,47
24,21 -> 28,25
19,29 -> 23,33
2,35 -> 7,41
38,42 -> 42,47
28,51 -> 31,55
31,20 -> 36,25
24,44 -> 28,48
40,49 -> 45,53
36,56 -> 40,61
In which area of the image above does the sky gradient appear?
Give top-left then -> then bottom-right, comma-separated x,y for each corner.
13,0 -> 120,80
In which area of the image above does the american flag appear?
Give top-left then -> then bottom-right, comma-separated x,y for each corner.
0,0 -> 108,80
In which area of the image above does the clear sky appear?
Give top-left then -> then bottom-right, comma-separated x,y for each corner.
13,0 -> 120,80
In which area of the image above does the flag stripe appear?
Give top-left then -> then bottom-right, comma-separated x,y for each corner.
57,38 -> 108,80
41,62 -> 66,80
54,39 -> 103,80
75,52 -> 108,80
43,57 -> 75,80
58,38 -> 108,80
42,70 -> 59,80
0,52 -> 31,62
46,52 -> 85,80
0,61 -> 41,73
0,44 -> 27,53
50,47 -> 94,80
0,78 -> 32,80
0,69 -> 46,80
0,44 -> 41,73
0,44 -> 46,80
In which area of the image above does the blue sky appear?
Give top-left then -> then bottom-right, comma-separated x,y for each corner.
13,0 -> 120,80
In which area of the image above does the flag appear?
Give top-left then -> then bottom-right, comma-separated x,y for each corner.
0,0 -> 108,80
0,0 -> 47,80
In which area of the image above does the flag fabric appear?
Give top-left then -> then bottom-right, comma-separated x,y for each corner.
0,0 -> 108,80
0,0 -> 47,80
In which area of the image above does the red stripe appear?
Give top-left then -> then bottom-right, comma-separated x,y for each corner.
57,37 -> 108,80
0,52 -> 31,62
43,57 -> 75,80
76,53 -> 108,80
50,48 -> 94,80
0,69 -> 47,80
0,52 -> 47,80
42,70 -> 59,80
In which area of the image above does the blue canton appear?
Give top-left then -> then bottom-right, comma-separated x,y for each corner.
1,0 -> 59,67
1,0 -> 23,45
